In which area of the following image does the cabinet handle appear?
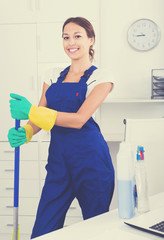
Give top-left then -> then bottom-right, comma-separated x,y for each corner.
7,224 -> 13,227
70,207 -> 76,210
6,206 -> 13,209
5,187 -> 14,191
5,169 -> 14,172
4,150 -> 14,153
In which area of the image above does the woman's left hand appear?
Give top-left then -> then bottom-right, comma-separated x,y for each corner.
9,93 -> 32,120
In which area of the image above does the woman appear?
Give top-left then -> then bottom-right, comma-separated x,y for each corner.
8,17 -> 115,239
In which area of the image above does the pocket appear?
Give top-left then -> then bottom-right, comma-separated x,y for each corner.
55,97 -> 82,112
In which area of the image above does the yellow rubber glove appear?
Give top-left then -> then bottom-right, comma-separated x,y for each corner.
23,124 -> 34,143
29,106 -> 58,131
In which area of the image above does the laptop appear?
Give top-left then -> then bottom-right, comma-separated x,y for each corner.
124,206 -> 164,237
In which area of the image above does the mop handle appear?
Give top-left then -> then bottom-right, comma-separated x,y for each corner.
13,119 -> 20,240
14,119 -> 20,208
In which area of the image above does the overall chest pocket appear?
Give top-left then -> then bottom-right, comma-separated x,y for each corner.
46,83 -> 86,112
54,95 -> 82,112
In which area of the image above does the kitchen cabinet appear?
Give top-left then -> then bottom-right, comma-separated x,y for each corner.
36,0 -> 99,23
0,0 -> 36,23
0,142 -> 39,239
0,24 -> 38,141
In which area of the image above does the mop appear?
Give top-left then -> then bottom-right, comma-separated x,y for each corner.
12,119 -> 20,240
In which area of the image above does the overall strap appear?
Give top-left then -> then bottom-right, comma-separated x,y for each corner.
56,66 -> 71,83
80,65 -> 98,84
57,65 -> 97,84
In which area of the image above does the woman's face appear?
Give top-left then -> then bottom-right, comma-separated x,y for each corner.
62,22 -> 94,61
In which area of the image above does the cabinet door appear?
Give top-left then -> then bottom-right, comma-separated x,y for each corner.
0,197 -> 39,216
0,234 -> 30,240
0,179 -> 40,198
0,142 -> 38,161
0,161 -> 39,179
0,215 -> 35,234
36,0 -> 99,22
0,0 -> 36,23
0,24 -> 37,140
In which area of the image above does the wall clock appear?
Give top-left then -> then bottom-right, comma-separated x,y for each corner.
127,19 -> 160,51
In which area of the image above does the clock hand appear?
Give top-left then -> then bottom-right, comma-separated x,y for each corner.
136,34 -> 146,37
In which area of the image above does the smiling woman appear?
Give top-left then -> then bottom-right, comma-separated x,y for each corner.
62,17 -> 95,62
8,16 -> 115,239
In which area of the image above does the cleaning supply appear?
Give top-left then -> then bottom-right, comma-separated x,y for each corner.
12,119 -> 20,240
117,141 -> 135,219
9,93 -> 58,131
11,122 -> 33,239
135,146 -> 150,213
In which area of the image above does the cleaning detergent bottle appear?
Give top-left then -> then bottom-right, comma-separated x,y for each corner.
135,146 -> 150,213
117,141 -> 135,219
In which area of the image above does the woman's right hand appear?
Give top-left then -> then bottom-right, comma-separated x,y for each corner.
8,127 -> 27,148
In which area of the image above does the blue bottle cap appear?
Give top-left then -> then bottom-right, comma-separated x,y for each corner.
137,146 -> 144,160
137,146 -> 144,152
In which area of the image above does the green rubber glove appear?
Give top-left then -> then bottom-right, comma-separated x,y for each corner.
8,127 -> 27,148
9,93 -> 32,120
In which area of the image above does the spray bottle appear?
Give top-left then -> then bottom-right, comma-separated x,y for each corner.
135,146 -> 150,213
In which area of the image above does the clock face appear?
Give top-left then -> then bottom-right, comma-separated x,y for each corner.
127,19 -> 160,51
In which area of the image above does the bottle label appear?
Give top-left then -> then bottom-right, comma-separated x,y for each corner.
140,151 -> 144,160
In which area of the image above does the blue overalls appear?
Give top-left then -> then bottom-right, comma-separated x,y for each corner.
31,65 -> 115,239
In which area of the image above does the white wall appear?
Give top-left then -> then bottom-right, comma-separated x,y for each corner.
100,0 -> 164,99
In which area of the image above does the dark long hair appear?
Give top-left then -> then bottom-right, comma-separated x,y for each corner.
62,17 -> 95,62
